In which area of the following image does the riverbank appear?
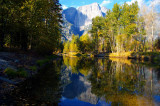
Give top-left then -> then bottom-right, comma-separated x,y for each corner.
62,52 -> 160,62
62,52 -> 93,57
0,51 -> 60,93
108,52 -> 160,62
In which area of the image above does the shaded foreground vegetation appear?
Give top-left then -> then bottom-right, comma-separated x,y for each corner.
0,59 -> 62,105
0,0 -> 64,91
0,51 -> 60,88
0,0 -> 62,55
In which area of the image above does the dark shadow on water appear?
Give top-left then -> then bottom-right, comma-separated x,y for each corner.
0,60 -> 63,105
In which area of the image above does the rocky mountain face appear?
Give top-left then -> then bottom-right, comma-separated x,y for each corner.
62,3 -> 108,40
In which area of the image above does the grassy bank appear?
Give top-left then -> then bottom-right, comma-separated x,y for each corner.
62,52 -> 94,57
62,51 -> 160,63
108,52 -> 160,62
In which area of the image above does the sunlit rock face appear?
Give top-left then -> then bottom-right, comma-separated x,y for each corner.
75,3 -> 105,29
101,6 -> 108,16
62,3 -> 108,39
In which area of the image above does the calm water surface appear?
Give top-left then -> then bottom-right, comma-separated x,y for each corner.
0,57 -> 160,105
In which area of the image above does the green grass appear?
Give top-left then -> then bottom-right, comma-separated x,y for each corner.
4,68 -> 17,78
4,67 -> 28,78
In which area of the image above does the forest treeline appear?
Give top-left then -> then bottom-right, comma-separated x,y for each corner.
63,1 -> 160,54
0,0 -> 62,54
1,1 -> 159,55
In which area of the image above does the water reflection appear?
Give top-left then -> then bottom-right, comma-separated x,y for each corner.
0,57 -> 160,105
61,56 -> 160,106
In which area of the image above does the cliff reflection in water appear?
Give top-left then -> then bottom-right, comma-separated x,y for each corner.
60,56 -> 160,106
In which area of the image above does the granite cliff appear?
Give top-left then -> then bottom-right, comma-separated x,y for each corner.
62,3 -> 108,40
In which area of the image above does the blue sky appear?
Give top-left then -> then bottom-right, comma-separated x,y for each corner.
60,0 -> 150,9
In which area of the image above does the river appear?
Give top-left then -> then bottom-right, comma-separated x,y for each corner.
0,56 -> 160,105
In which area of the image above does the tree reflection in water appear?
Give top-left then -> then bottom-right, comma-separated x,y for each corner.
89,58 -> 159,105
62,56 -> 159,105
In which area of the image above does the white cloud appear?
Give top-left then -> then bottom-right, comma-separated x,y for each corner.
149,0 -> 160,7
100,0 -> 111,6
149,0 -> 160,13
62,5 -> 68,9
126,0 -> 144,7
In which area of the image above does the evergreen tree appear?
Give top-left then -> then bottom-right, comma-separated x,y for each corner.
0,0 -> 63,54
90,16 -> 105,53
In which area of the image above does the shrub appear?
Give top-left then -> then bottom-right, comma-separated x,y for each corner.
4,67 -> 28,78
4,68 -> 17,78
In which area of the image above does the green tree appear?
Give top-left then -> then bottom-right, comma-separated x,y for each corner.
90,16 -> 105,53
0,0 -> 62,54
106,3 -> 121,53
69,34 -> 80,52
0,0 -> 15,49
79,33 -> 93,53
63,41 -> 70,53
103,1 -> 145,53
